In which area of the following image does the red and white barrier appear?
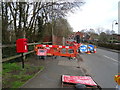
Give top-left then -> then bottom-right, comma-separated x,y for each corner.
35,44 -> 78,57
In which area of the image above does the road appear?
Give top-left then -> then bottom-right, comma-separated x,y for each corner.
80,48 -> 119,88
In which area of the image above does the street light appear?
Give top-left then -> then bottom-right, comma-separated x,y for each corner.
111,20 -> 118,43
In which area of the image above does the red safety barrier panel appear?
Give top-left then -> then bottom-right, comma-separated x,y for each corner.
35,44 -> 78,57
62,75 -> 97,86
66,41 -> 81,49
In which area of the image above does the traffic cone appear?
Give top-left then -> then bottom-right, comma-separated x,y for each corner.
94,46 -> 96,53
114,73 -> 120,85
87,46 -> 91,54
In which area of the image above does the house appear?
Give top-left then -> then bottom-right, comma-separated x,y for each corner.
113,34 -> 120,41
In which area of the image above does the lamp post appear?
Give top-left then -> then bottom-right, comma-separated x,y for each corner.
111,20 -> 118,43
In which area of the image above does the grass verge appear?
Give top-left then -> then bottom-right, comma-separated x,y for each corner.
2,62 -> 44,88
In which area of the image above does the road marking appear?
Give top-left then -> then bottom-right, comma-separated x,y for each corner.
103,55 -> 119,63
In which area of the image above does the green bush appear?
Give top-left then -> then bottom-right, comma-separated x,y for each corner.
2,46 -> 18,58
97,42 -> 120,50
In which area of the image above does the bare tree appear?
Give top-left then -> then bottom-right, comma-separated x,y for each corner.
53,18 -> 73,37
2,0 -> 85,43
2,2 -> 10,44
105,29 -> 111,35
99,32 -> 108,43
96,27 -> 104,35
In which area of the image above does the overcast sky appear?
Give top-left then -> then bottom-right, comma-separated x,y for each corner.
66,0 -> 119,33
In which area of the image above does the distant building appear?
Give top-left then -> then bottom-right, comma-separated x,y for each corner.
113,34 -> 120,41
74,31 -> 84,38
67,31 -> 92,43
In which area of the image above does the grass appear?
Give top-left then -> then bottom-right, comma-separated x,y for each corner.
11,81 -> 24,88
2,62 -> 44,88
3,63 -> 22,75
12,74 -> 33,81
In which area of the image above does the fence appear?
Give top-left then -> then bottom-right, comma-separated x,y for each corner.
2,42 -> 51,62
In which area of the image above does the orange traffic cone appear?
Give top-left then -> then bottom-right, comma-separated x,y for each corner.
114,73 -> 120,85
87,46 -> 91,54
94,46 -> 96,53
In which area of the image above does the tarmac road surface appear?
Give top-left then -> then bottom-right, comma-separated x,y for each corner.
80,48 -> 119,88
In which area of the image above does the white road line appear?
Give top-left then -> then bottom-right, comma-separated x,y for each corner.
103,55 -> 119,63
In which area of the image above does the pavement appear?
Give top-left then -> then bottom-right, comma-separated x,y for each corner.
21,56 -> 84,88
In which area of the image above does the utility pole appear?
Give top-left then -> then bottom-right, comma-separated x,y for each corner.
118,1 -> 120,75
52,0 -> 54,44
0,2 -> 2,89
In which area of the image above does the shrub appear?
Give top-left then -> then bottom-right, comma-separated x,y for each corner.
97,42 -> 120,50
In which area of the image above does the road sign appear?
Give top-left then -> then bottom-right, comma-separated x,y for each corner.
88,44 -> 94,52
79,45 -> 87,53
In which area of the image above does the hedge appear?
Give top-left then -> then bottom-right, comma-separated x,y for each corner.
97,42 -> 120,50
